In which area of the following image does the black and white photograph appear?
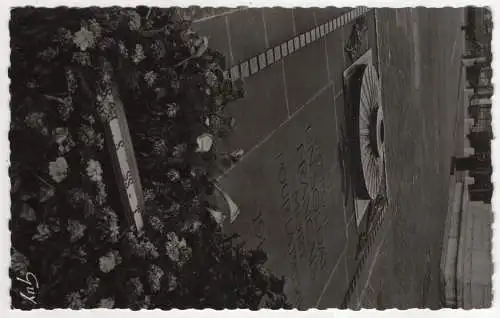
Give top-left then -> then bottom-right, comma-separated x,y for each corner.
6,2 -> 495,311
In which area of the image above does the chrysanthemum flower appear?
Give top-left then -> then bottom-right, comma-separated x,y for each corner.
167,169 -> 180,182
48,157 -> 69,183
148,215 -> 163,232
166,103 -> 179,118
20,203 -> 36,221
133,44 -> 146,64
148,264 -> 164,293
67,219 -> 87,242
165,232 -> 192,266
99,250 -> 122,273
32,223 -> 51,242
166,273 -> 178,292
25,112 -> 48,135
11,249 -> 29,275
127,10 -> 142,31
127,277 -> 144,296
172,143 -> 187,158
86,276 -> 100,295
144,71 -> 157,87
73,26 -> 95,51
66,291 -> 85,309
98,298 -> 115,308
205,70 -> 218,87
86,159 -> 103,183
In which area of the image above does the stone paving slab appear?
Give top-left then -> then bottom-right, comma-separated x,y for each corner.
263,8 -> 296,48
283,39 -> 329,114
227,8 -> 268,65
220,86 -> 346,308
219,62 -> 289,154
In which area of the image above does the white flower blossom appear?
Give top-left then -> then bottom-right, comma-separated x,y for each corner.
148,215 -> 163,232
66,69 -> 77,93
166,273 -> 178,292
86,159 -> 103,183
88,19 -> 102,38
127,277 -> 144,296
67,219 -> 87,242
98,298 -> 115,309
53,127 -> 75,154
11,249 -> 29,275
25,112 -> 48,135
164,232 -> 192,266
167,169 -> 180,182
48,157 -> 69,183
66,291 -> 85,309
33,223 -> 51,242
133,44 -> 145,64
144,71 -> 157,87
230,149 -> 245,161
72,52 -> 92,66
165,232 -> 181,263
96,90 -> 115,122
86,276 -> 100,295
73,26 -> 96,51
20,203 -> 36,221
143,188 -> 156,203
168,202 -> 181,213
118,41 -> 128,57
172,143 -> 187,158
39,185 -> 55,203
152,139 -> 168,155
96,182 -> 107,205
127,10 -> 142,30
148,264 -> 164,293
78,124 -> 96,146
205,70 -> 218,87
166,103 -> 179,118
99,250 -> 122,273
196,133 -> 214,153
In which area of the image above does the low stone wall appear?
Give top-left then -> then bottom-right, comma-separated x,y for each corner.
440,181 -> 464,307
458,188 -> 493,308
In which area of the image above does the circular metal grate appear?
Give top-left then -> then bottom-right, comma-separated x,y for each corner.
359,64 -> 384,200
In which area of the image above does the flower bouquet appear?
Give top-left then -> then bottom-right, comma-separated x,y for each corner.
10,7 -> 288,309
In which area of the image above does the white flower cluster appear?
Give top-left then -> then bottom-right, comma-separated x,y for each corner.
53,127 -> 75,155
96,85 -> 116,123
25,112 -> 48,136
166,103 -> 179,119
133,44 -> 146,64
164,232 -> 192,267
72,19 -> 102,52
32,223 -> 51,242
48,157 -> 69,183
148,264 -> 164,293
11,249 -> 29,275
79,125 -> 104,150
99,250 -> 122,273
86,159 -> 103,183
67,219 -> 87,242
125,232 -> 159,260
144,71 -> 158,87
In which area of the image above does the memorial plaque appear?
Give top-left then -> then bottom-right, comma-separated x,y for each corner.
220,87 -> 347,307
104,82 -> 145,230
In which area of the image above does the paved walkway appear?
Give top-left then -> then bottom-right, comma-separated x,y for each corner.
189,7 -> 472,309
191,7 -> 379,308
354,8 -> 466,308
